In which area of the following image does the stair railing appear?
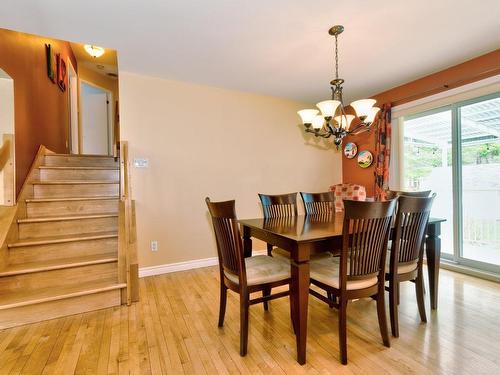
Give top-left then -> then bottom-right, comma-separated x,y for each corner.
0,134 -> 15,206
118,141 -> 139,305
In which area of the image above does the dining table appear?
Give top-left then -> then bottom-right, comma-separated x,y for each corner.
239,213 -> 445,365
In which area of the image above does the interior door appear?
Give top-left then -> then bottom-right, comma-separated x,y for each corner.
81,83 -> 109,155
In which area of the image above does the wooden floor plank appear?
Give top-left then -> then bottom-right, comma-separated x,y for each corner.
0,267 -> 499,374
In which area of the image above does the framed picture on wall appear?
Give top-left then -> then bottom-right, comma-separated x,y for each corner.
45,44 -> 56,83
56,54 -> 67,92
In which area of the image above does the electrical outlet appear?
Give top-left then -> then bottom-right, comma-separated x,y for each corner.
150,240 -> 158,252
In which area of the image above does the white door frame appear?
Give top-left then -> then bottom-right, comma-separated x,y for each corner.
67,58 -> 79,154
79,79 -> 114,155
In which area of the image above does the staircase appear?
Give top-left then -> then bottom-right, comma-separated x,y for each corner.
0,153 -> 127,328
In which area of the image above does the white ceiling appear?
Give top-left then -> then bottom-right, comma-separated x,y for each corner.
1,0 -> 499,103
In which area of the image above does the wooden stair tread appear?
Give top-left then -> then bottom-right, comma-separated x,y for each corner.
0,253 -> 118,277
8,231 -> 118,248
26,196 -> 119,203
0,281 -> 126,310
32,180 -> 119,185
48,154 -> 115,158
39,166 -> 120,170
18,213 -> 118,223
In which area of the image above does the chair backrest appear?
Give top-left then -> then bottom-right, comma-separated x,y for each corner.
340,200 -> 397,287
300,191 -> 335,215
329,183 -> 367,212
389,194 -> 436,271
258,193 -> 298,218
387,190 -> 431,199
205,198 -> 245,283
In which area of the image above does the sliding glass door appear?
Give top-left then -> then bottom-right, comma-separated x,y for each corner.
401,92 -> 500,273
459,96 -> 500,270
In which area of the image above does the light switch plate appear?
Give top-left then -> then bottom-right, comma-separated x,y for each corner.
133,158 -> 149,168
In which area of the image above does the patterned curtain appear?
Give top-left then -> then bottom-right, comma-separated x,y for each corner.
374,103 -> 391,201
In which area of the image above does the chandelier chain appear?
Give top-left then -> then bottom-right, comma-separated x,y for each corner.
334,34 -> 339,80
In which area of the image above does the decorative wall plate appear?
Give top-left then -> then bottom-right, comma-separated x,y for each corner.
357,150 -> 373,168
343,142 -> 357,159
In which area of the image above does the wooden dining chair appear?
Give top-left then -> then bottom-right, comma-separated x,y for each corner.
387,190 -> 431,199
300,191 -> 336,215
386,194 -> 435,337
205,197 -> 291,356
309,199 -> 397,364
258,193 -> 298,257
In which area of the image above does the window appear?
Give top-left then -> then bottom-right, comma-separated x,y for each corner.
400,92 -> 500,273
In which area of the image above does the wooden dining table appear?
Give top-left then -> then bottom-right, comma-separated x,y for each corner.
239,213 -> 445,365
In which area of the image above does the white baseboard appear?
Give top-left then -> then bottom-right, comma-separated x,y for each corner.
139,249 -> 267,278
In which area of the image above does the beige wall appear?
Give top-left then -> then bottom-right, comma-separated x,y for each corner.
119,72 -> 342,268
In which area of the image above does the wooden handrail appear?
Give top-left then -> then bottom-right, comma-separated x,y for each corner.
118,140 -> 139,305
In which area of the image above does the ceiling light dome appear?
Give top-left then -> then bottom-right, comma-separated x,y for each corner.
84,44 -> 105,58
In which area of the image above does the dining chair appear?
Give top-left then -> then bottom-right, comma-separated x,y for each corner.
309,199 -> 397,364
329,183 -> 367,212
205,197 -> 291,356
300,191 -> 336,215
387,190 -> 431,199
258,193 -> 298,257
385,194 -> 435,337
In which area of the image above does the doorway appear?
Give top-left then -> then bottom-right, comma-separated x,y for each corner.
80,81 -> 113,155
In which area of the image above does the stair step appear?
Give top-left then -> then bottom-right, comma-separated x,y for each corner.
0,281 -> 125,329
33,180 -> 118,185
18,213 -> 118,224
39,166 -> 120,170
26,196 -> 119,203
26,197 -> 119,217
9,231 -> 118,248
0,260 -> 118,293
39,167 -> 120,182
44,154 -> 118,167
8,232 -> 118,264
34,181 -> 119,198
0,253 -> 118,277
18,214 -> 118,239
0,281 -> 126,311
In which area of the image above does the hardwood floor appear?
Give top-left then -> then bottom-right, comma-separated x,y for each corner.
0,266 -> 499,374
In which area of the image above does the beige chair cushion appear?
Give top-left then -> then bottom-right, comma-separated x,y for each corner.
310,257 -> 378,290
224,255 -> 290,286
385,256 -> 418,274
271,247 -> 333,262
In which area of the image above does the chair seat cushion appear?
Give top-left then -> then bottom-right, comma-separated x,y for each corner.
224,255 -> 290,286
385,256 -> 418,274
271,247 -> 333,262
310,257 -> 378,290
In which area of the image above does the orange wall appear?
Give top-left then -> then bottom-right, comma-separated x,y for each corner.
343,49 -> 500,196
0,29 -> 77,194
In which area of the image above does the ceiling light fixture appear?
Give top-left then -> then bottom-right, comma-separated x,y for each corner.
84,44 -> 105,58
297,25 -> 380,149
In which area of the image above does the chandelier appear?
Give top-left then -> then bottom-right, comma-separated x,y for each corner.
297,25 -> 380,148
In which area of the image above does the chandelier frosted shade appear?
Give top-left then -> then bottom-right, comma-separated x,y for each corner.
334,114 -> 355,130
316,100 -> 341,118
350,99 -> 377,119
297,109 -> 319,125
311,115 -> 325,129
365,107 -> 381,124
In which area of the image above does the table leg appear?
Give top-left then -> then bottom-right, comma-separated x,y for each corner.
290,243 -> 310,365
243,225 -> 252,258
425,222 -> 441,310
